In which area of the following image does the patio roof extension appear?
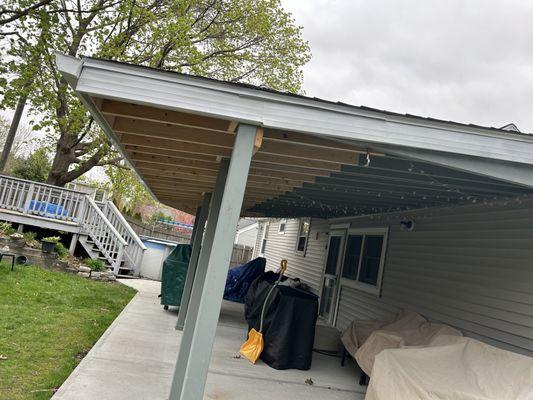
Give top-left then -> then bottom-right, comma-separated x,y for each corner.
56,54 -> 533,219
57,53 -> 533,400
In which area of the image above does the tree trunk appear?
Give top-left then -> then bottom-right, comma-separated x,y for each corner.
47,133 -> 76,187
0,95 -> 27,171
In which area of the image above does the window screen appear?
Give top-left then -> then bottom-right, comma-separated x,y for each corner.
342,235 -> 363,280
296,220 -> 310,253
358,235 -> 384,285
325,236 -> 342,275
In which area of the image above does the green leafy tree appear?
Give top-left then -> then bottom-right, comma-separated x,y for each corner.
1,0 -> 310,187
11,147 -> 51,182
105,166 -> 154,215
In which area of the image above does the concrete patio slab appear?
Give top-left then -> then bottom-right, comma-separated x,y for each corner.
52,279 -> 365,400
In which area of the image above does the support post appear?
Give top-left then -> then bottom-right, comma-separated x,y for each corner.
176,193 -> 211,330
69,233 -> 79,255
169,124 -> 257,400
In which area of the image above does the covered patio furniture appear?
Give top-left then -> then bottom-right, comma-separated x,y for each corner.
341,310 -> 462,376
223,257 -> 266,303
366,335 -> 533,400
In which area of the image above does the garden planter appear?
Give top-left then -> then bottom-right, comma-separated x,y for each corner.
41,240 -> 56,253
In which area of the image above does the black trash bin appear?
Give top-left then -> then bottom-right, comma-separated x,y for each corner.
244,271 -> 319,370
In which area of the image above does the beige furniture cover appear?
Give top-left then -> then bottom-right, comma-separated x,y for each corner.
365,335 -> 533,400
341,310 -> 462,376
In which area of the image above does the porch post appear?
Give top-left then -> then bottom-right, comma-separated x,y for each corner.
169,124 -> 257,400
69,233 -> 79,255
176,193 -> 211,330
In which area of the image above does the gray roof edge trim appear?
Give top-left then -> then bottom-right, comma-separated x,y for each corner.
55,54 -> 161,205
80,56 -> 533,142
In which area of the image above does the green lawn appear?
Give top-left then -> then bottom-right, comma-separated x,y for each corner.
0,264 -> 136,400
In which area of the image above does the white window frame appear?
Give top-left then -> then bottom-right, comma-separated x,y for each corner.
278,219 -> 287,234
258,222 -> 268,257
93,188 -> 105,202
295,218 -> 311,256
340,227 -> 389,296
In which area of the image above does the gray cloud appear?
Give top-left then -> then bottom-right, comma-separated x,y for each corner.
283,0 -> 533,132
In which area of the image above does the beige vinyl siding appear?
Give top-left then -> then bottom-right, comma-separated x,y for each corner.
252,221 -> 268,259
335,199 -> 533,356
262,218 -> 328,295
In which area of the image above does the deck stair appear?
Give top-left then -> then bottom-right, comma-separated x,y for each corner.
0,175 -> 146,275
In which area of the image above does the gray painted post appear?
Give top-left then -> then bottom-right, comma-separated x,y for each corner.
169,124 -> 257,400
169,159 -> 229,398
69,233 -> 79,255
176,194 -> 212,330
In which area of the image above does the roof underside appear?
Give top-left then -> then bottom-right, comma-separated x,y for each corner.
91,98 -> 533,218
56,55 -> 533,219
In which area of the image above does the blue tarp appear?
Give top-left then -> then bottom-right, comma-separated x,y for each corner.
28,200 -> 68,217
223,257 -> 266,303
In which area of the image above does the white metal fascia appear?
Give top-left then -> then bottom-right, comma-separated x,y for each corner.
55,53 -> 159,202
58,54 -> 533,166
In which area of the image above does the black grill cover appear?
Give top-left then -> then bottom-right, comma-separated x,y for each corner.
244,271 -> 319,370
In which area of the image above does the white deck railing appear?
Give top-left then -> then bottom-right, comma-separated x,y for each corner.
81,196 -> 128,273
0,175 -> 145,274
101,201 -> 146,273
0,175 -> 86,222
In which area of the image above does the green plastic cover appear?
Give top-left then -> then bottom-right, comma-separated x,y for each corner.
160,244 -> 192,307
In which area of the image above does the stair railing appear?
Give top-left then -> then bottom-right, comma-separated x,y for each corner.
100,200 -> 146,274
81,196 -> 128,273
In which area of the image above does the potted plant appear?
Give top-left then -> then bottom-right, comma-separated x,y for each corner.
41,236 -> 60,253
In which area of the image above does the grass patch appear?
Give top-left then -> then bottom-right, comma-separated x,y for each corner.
0,264 -> 136,400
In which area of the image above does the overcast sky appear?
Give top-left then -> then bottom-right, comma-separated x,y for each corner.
282,0 -> 533,133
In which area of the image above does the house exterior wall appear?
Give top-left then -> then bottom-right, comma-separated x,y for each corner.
335,199 -> 533,356
235,225 -> 258,248
259,199 -> 533,357
261,218 -> 328,295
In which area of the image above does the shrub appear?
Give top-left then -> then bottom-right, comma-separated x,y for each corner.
11,148 -> 51,183
0,222 -> 16,235
85,258 -> 105,272
54,242 -> 69,260
22,231 -> 40,248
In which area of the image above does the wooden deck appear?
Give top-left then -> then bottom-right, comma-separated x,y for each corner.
0,175 -> 146,274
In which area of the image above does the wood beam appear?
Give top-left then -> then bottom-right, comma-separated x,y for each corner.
131,154 -> 316,182
136,162 -> 305,187
126,141 -> 344,171
100,99 -> 230,132
252,152 -> 342,171
114,117 -> 235,148
119,131 -> 357,165
130,152 -> 220,171
127,145 -> 336,176
254,127 -> 264,154
124,145 -> 217,163
120,134 -> 232,158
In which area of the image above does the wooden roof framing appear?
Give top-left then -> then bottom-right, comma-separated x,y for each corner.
92,97 -> 533,217
95,98 -> 371,214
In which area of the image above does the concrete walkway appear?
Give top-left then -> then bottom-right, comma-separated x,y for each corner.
53,279 -> 365,400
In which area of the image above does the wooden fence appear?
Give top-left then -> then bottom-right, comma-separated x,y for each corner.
230,244 -> 254,268
125,216 -> 254,267
125,216 -> 192,243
